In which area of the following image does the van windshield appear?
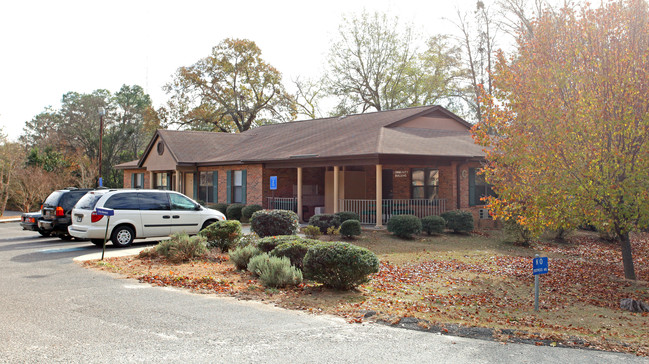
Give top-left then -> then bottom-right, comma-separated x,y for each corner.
75,193 -> 104,210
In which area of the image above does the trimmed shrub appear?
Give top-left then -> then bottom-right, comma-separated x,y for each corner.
241,204 -> 263,221
327,226 -> 341,236
303,242 -> 379,290
302,225 -> 321,239
441,210 -> 474,233
229,244 -> 262,270
421,215 -> 446,235
271,238 -> 318,269
248,254 -> 302,288
308,214 -> 341,234
387,215 -> 422,238
250,209 -> 299,238
211,203 -> 229,215
237,233 -> 258,248
226,203 -> 245,221
199,220 -> 242,252
154,233 -> 208,263
340,219 -> 362,238
257,235 -> 299,253
335,211 -> 360,224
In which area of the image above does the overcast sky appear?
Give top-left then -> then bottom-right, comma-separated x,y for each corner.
0,0 -> 478,141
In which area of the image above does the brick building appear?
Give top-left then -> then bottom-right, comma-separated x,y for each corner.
115,105 -> 494,227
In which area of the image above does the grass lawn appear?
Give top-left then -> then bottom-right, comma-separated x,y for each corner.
84,229 -> 649,356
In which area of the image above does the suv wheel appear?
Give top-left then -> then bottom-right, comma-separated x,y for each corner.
111,226 -> 135,247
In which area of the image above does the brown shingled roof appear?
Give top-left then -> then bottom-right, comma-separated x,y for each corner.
122,105 -> 484,169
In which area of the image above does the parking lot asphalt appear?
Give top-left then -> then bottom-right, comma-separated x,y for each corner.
0,222 -> 646,363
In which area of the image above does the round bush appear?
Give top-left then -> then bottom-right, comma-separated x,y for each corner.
250,209 -> 299,238
303,242 -> 379,290
440,210 -> 474,233
335,211 -> 360,223
257,235 -> 300,253
226,203 -> 245,221
271,238 -> 319,269
340,219 -> 362,238
211,203 -> 229,215
387,215 -> 422,238
229,244 -> 262,270
241,204 -> 263,220
199,220 -> 242,252
421,215 -> 446,235
308,214 -> 341,234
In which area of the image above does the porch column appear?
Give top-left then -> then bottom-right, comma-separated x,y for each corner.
149,171 -> 154,189
175,171 -> 181,192
333,166 -> 339,213
376,164 -> 383,227
297,167 -> 303,222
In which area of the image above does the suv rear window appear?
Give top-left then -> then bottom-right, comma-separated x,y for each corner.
60,191 -> 88,211
75,192 -> 104,210
43,191 -> 64,207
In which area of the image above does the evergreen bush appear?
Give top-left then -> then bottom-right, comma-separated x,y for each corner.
250,209 -> 299,238
211,203 -> 229,215
271,238 -> 318,269
421,215 -> 446,235
440,210 -> 474,233
335,211 -> 360,224
339,219 -> 362,238
302,225 -> 321,239
241,204 -> 263,220
308,214 -> 341,234
303,242 -> 379,290
257,235 -> 300,253
199,220 -> 242,252
387,215 -> 422,238
154,233 -> 208,263
226,203 -> 245,221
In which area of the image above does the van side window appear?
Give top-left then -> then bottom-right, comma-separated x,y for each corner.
104,193 -> 140,210
169,193 -> 197,210
138,192 -> 170,211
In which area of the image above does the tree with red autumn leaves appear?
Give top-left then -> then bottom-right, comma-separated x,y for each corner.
473,0 -> 649,280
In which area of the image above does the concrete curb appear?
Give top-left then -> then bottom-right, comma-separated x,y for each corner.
0,218 -> 21,223
73,245 -> 155,262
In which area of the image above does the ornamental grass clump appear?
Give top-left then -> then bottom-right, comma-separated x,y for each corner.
199,220 -> 242,252
250,209 -> 299,237
387,215 -> 422,238
154,233 -> 208,263
303,242 -> 379,290
248,253 -> 303,288
229,244 -> 262,270
421,215 -> 446,235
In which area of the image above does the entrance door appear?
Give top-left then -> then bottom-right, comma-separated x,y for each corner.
382,169 -> 394,200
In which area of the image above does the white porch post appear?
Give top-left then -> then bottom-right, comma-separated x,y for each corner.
149,171 -> 154,189
175,171 -> 181,192
333,166 -> 339,213
376,164 -> 383,227
297,167 -> 303,222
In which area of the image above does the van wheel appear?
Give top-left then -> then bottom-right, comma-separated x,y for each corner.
91,239 -> 105,247
111,226 -> 134,248
201,220 -> 217,231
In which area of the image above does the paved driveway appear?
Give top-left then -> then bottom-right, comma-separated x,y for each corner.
0,222 -> 644,363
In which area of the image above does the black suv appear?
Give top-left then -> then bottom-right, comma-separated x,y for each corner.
38,188 -> 94,240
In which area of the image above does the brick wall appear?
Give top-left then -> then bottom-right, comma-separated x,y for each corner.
197,164 -> 264,205
123,169 -> 149,188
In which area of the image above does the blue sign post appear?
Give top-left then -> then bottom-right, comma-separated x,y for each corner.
96,207 -> 114,260
270,176 -> 278,190
533,255 -> 549,311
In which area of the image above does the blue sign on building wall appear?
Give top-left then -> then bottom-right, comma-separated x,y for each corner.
270,176 -> 278,190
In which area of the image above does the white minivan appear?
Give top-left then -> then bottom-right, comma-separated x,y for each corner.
68,189 -> 226,247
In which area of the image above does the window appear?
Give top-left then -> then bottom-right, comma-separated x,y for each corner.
132,173 -> 144,189
76,193 -> 104,210
233,170 -> 243,203
411,168 -> 439,200
469,168 -> 496,206
137,192 -> 170,210
198,171 -> 214,203
104,193 -> 139,210
170,193 -> 198,210
155,173 -> 169,190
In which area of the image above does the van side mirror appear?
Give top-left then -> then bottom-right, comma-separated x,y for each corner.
194,204 -> 202,211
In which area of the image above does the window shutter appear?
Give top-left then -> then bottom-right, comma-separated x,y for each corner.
212,171 -> 218,203
167,174 -> 172,190
468,168 -> 476,206
131,173 -> 135,188
193,172 -> 198,200
241,169 -> 247,204
226,170 -> 232,204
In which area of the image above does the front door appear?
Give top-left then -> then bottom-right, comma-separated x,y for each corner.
382,169 -> 394,200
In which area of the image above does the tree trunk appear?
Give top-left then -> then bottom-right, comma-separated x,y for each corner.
619,232 -> 637,280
